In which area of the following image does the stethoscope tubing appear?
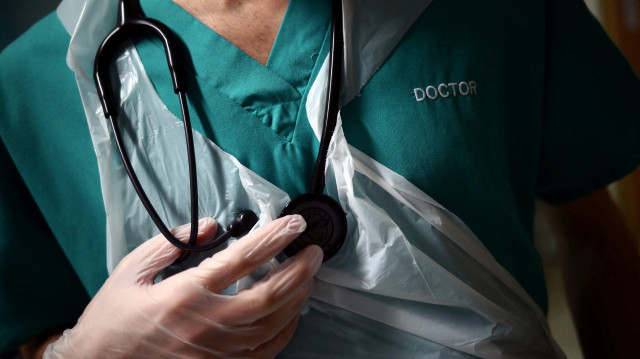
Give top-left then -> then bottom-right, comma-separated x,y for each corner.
95,0 -> 345,254
311,0 -> 343,194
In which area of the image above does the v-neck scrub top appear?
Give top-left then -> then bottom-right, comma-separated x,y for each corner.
1,0 -> 640,352
134,0 -> 331,201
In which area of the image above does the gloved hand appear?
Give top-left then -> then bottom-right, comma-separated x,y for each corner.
44,215 -> 322,358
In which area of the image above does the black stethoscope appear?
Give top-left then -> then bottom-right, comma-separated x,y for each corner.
94,0 -> 346,261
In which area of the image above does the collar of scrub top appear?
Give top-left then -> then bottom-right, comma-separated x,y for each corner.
93,0 -> 347,261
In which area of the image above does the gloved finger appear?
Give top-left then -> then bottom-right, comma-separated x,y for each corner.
189,215 -> 307,293
216,244 -> 322,325
247,315 -> 301,359
176,279 -> 313,354
236,278 -> 314,351
115,218 -> 217,284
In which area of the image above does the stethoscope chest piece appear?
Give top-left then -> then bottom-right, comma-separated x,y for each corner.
280,193 -> 347,262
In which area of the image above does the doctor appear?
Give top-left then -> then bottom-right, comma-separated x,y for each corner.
1,0 -> 639,358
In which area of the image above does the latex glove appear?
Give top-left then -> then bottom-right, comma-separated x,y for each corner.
44,215 -> 322,358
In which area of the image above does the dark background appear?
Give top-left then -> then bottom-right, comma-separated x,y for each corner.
0,0 -> 60,52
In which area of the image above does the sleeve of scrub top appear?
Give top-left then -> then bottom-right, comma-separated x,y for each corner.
0,140 -> 91,352
0,14 -> 93,352
536,0 -> 640,204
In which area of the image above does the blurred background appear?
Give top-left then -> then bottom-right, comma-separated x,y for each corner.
0,0 -> 59,52
536,1 -> 640,358
1,1 -> 639,358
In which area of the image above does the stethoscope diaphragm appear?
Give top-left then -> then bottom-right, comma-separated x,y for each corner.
280,193 -> 347,262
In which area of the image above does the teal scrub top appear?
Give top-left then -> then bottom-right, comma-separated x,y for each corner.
1,0 -> 639,352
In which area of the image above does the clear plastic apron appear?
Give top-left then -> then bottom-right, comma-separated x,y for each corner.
58,0 -> 565,357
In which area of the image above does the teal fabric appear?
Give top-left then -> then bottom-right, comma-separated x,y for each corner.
0,13 -> 106,351
136,0 -> 332,198
1,0 -> 639,352
341,0 -> 551,308
538,0 -> 640,203
340,0 -> 640,309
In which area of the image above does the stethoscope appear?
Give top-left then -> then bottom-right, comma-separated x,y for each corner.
94,0 -> 346,261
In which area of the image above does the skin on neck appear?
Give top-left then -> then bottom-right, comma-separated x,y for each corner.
172,0 -> 290,65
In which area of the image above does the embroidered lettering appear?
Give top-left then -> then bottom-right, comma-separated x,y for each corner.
426,86 -> 438,100
438,84 -> 450,98
458,82 -> 470,96
414,81 -> 478,101
469,81 -> 478,95
450,83 -> 460,96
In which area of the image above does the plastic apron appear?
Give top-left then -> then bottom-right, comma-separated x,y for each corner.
58,0 -> 565,357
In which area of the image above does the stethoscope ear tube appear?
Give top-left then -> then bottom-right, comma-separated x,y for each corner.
94,0 -> 186,119
280,0 -> 347,262
94,0 -> 227,252
310,0 -> 344,195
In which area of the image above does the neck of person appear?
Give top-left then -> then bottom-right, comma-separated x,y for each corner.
172,0 -> 291,65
